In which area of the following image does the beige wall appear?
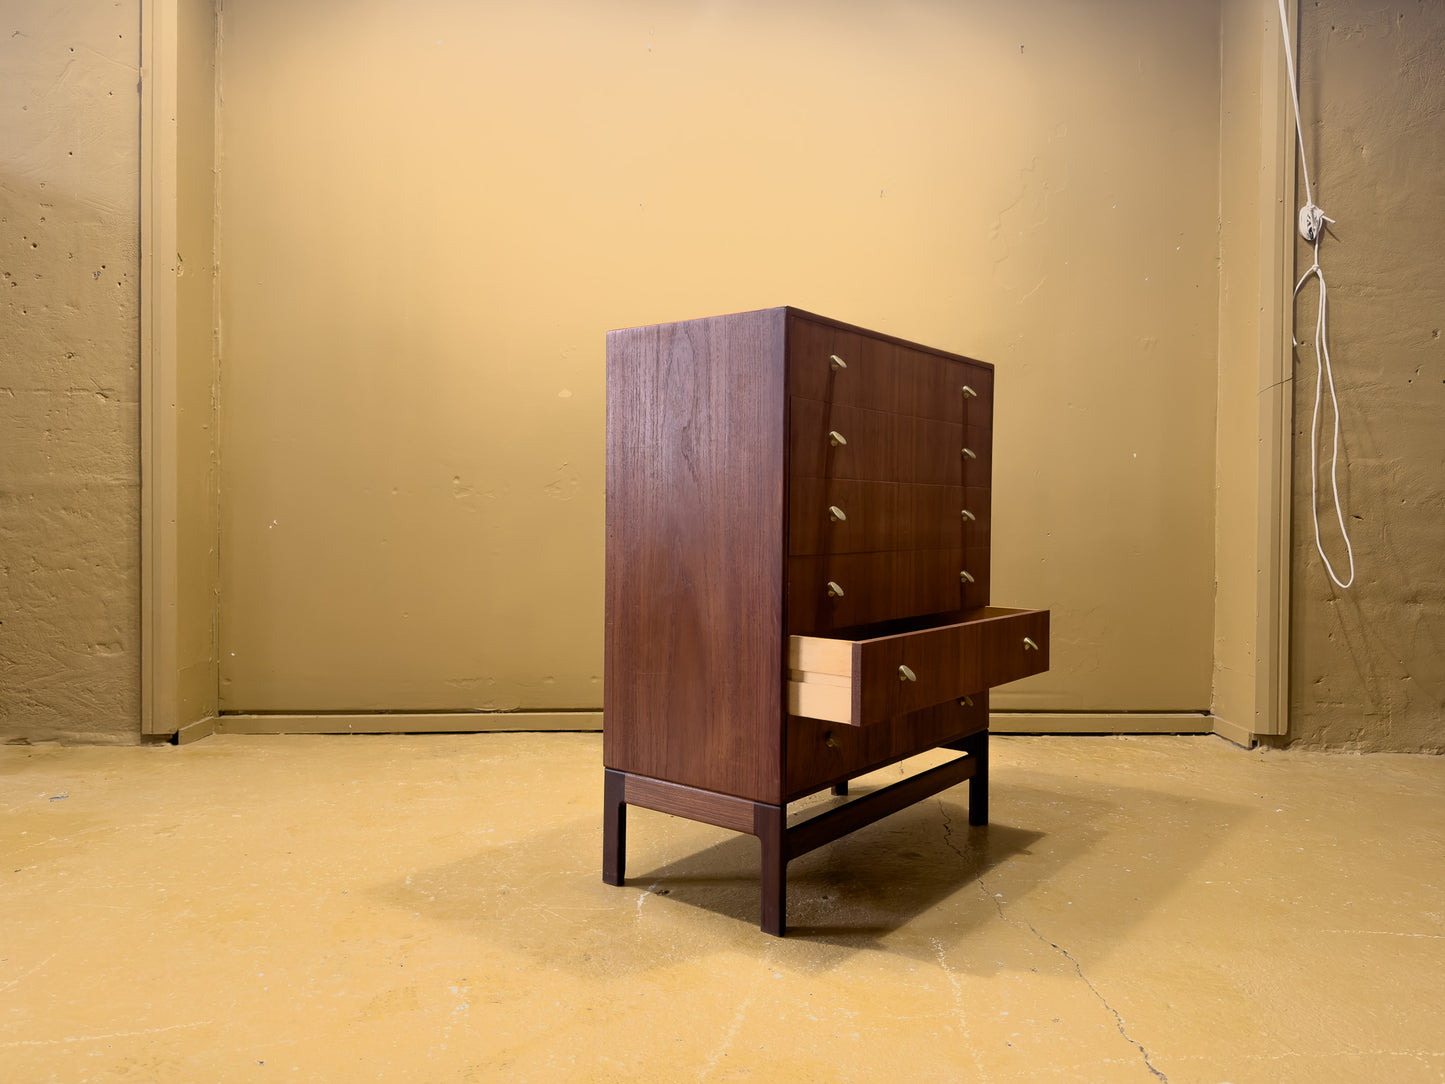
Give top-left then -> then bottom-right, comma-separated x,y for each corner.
1214,0 -> 1268,737
6,1 -> 1440,748
1212,0 -> 1293,741
0,3 -> 142,743
173,0 -> 222,725
1285,0 -> 1445,751
215,0 -> 1222,716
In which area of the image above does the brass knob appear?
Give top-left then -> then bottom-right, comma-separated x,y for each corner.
898,664 -> 917,682
962,385 -> 978,398
828,505 -> 847,522
1024,637 -> 1040,651
958,695 -> 975,708
825,731 -> 840,749
828,430 -> 848,447
960,570 -> 975,584
829,354 -> 847,371
962,447 -> 977,459
826,581 -> 845,598
961,509 -> 976,521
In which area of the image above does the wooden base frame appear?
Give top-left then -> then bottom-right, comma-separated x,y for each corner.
603,730 -> 988,936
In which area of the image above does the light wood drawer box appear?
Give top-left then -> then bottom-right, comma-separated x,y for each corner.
788,607 -> 1050,727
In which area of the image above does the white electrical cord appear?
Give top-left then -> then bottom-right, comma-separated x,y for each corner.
1278,0 -> 1355,589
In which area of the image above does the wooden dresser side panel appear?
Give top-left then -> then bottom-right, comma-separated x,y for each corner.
604,310 -> 788,803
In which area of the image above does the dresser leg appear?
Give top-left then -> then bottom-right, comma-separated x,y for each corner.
966,731 -> 989,827
603,769 -> 627,885
831,780 -> 849,797
756,803 -> 787,936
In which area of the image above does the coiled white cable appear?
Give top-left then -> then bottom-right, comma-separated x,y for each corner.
1279,0 -> 1355,589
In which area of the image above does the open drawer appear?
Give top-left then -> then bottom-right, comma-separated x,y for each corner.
787,606 -> 1049,726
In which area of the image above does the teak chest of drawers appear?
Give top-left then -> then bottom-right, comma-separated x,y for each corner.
603,307 -> 1049,935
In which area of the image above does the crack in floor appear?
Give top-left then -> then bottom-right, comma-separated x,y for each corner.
939,800 -> 1169,1083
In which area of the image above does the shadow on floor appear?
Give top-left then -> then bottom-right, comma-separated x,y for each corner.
625,794 -> 1043,948
374,770 -> 1244,978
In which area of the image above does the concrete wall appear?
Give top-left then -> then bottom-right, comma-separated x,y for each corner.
0,3 -> 142,743
1285,0 -> 1445,751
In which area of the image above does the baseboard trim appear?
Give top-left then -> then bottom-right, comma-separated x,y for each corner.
174,717 -> 219,744
1210,715 -> 1260,749
213,711 -> 604,735
989,712 -> 1213,734
191,710 -> 1249,742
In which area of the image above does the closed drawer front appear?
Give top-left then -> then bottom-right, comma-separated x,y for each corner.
787,607 -> 1049,727
960,363 -> 994,428
787,318 -> 901,413
791,400 -> 991,487
784,696 -> 988,799
897,485 -> 991,551
789,478 -> 898,555
900,350 -> 995,427
786,549 -> 989,633
788,315 -> 994,428
789,482 -> 990,556
790,399 -> 898,482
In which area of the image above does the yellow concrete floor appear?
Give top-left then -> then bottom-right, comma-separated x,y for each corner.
2,733 -> 1442,1083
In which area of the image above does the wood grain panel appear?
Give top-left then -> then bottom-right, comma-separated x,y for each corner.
897,349 -> 967,424
791,484 -> 992,556
788,398 -> 899,482
897,484 -> 963,551
786,548 -> 985,634
622,773 -> 759,834
604,309 -> 787,803
786,551 -> 905,633
787,478 -> 899,556
962,486 -> 992,536
787,314 -> 899,412
961,364 -> 994,428
902,416 -> 967,486
913,552 -> 971,618
963,423 -> 993,487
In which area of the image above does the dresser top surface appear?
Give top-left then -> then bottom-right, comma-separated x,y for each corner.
607,307 -> 992,372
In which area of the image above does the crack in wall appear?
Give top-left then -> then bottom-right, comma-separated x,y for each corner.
939,800 -> 1169,1083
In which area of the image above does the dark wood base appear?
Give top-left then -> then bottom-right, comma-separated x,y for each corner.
602,733 -> 989,936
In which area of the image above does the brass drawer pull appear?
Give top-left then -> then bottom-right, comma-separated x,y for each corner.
961,509 -> 976,521
962,385 -> 978,398
1024,636 -> 1040,651
960,570 -> 975,584
829,354 -> 848,371
962,447 -> 977,459
958,695 -> 974,708
826,581 -> 845,598
898,664 -> 917,682
825,731 -> 841,749
828,505 -> 847,522
828,430 -> 848,447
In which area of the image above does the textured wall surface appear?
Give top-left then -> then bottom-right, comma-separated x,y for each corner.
0,4 -> 142,743
1287,0 -> 1445,750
